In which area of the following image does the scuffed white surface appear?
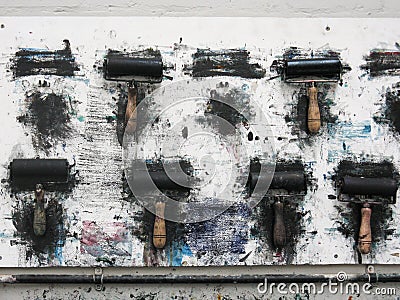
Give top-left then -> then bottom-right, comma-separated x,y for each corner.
0,18 -> 399,266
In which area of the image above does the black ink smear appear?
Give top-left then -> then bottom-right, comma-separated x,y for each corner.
12,195 -> 65,264
333,160 -> 397,255
10,40 -> 79,78
249,159 -> 308,263
203,82 -> 252,135
17,92 -> 72,152
361,50 -> 400,77
187,49 -> 265,79
374,83 -> 400,134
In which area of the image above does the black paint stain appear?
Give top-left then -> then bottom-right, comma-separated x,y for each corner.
285,86 -> 338,135
374,83 -> 400,134
188,49 -> 265,79
204,83 -> 252,135
10,40 -> 79,78
334,160 -> 396,180
17,91 -> 72,152
333,160 -> 397,254
12,195 -> 65,262
361,50 -> 400,77
249,159 -> 308,262
104,49 -> 162,64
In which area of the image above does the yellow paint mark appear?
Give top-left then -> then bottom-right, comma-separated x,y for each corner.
217,294 -> 222,300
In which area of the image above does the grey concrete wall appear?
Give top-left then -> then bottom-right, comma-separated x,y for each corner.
0,0 -> 399,17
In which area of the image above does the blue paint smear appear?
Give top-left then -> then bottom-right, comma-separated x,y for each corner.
186,203 -> 250,256
54,223 -> 65,265
166,241 -> 193,266
330,120 -> 372,139
363,124 -> 371,133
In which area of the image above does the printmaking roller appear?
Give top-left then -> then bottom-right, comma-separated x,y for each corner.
103,53 -> 163,133
283,57 -> 342,133
339,176 -> 397,254
133,167 -> 190,249
250,167 -> 306,248
9,159 -> 71,236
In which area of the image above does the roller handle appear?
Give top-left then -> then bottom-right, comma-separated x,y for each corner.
358,203 -> 372,254
33,184 -> 46,236
307,85 -> 321,133
153,202 -> 166,249
125,83 -> 137,134
273,201 -> 286,248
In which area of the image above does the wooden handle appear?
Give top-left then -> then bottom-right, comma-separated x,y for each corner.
273,201 -> 286,248
153,202 -> 166,249
33,186 -> 46,236
125,84 -> 137,134
358,204 -> 372,254
307,85 -> 321,133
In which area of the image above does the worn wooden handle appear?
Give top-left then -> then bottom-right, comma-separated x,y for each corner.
33,186 -> 46,236
358,204 -> 372,254
153,202 -> 166,249
125,84 -> 137,133
307,86 -> 321,133
273,201 -> 286,248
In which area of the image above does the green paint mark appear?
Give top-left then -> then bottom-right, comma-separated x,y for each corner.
77,116 -> 85,122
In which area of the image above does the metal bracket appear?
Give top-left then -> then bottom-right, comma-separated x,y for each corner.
94,267 -> 103,291
365,265 -> 379,283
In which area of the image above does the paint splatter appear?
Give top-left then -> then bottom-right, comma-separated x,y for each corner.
361,49 -> 400,77
17,91 -> 73,152
203,82 -> 252,135
333,160 -> 397,255
80,221 -> 132,260
10,40 -> 79,78
185,202 -> 251,261
11,195 -> 65,264
187,49 -> 265,79
374,83 -> 400,134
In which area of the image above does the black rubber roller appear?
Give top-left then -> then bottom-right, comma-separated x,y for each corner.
10,159 -> 69,186
104,55 -> 163,81
251,171 -> 306,192
132,170 -> 191,192
284,58 -> 342,80
340,176 -> 398,198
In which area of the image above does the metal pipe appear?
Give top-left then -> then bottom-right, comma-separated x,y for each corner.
2,273 -> 400,284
